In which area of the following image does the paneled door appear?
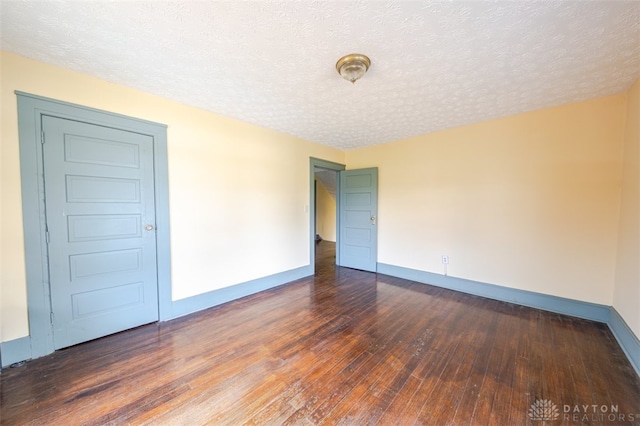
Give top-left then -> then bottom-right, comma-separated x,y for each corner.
42,115 -> 159,349
339,167 -> 378,272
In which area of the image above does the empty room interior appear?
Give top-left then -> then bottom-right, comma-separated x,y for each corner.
1,1 -> 639,424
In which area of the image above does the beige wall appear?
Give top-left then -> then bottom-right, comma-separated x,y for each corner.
614,79 -> 640,337
315,180 -> 337,242
346,94 -> 626,306
0,51 -> 345,342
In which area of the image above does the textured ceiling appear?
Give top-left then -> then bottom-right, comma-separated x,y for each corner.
1,1 -> 639,150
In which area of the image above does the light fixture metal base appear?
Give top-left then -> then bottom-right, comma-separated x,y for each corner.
336,53 -> 371,83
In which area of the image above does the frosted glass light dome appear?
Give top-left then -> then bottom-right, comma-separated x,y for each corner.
336,54 -> 371,83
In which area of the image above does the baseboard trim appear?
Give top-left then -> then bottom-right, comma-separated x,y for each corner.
608,307 -> 640,377
377,262 -> 639,377
168,265 -> 312,320
377,263 -> 611,322
0,336 -> 32,368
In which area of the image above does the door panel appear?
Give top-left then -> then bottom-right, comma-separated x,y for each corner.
42,116 -> 159,349
339,167 -> 378,272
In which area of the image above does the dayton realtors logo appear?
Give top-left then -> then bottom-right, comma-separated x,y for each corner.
528,399 -> 560,421
563,404 -> 637,423
528,399 -> 639,423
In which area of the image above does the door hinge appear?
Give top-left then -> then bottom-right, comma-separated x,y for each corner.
50,312 -> 54,325
45,230 -> 50,244
41,130 -> 45,144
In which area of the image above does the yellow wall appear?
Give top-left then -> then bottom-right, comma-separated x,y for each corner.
0,51 -> 345,342
346,94 -> 626,305
315,180 -> 337,242
614,79 -> 640,337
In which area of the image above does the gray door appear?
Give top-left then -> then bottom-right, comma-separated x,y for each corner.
42,115 -> 159,349
339,167 -> 378,272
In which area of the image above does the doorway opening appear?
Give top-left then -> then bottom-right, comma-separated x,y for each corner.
314,168 -> 338,271
309,158 -> 379,274
309,158 -> 345,274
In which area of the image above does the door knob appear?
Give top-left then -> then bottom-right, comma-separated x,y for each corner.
371,216 -> 376,225
145,224 -> 155,231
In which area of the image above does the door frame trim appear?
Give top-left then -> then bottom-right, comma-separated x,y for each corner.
309,157 -> 345,273
16,92 -> 172,359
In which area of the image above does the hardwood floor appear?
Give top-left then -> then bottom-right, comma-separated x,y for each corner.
2,240 -> 639,425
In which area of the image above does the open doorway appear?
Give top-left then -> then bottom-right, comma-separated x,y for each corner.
309,158 -> 378,274
314,168 -> 338,270
309,158 -> 345,274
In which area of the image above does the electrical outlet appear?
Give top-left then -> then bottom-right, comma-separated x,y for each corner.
442,255 -> 449,264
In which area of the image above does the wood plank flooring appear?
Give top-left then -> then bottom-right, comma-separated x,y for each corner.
2,241 -> 639,425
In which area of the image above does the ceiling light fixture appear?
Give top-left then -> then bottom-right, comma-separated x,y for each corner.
336,53 -> 371,84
